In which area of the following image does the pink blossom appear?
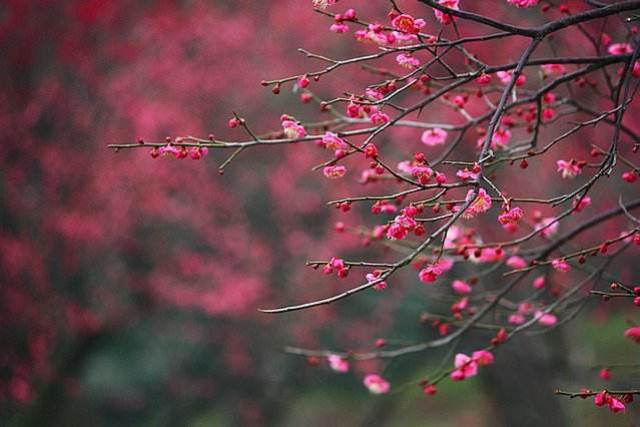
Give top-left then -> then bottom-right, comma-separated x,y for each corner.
572,195 -> 591,213
391,31 -> 419,45
594,391 -> 626,413
450,353 -> 478,381
396,53 -> 420,69
477,127 -> 512,150
158,144 -> 181,158
608,397 -> 626,413
346,101 -> 364,118
411,165 -> 433,182
330,22 -> 349,33
507,0 -> 539,7
188,146 -> 208,160
370,111 -> 390,125
551,258 -> 571,273
508,313 -> 525,325
476,74 -> 492,85
535,217 -> 558,238
472,350 -> 495,366
624,326 -> 640,343
532,276 -> 546,289
282,118 -> 306,139
421,128 -> 448,146
365,88 -> 384,101
434,0 -> 460,25
386,223 -> 408,240
460,188 -> 493,219
506,256 -> 527,269
452,279 -> 471,295
363,374 -> 391,394
312,0 -> 338,9
608,43 -> 633,55
541,63 -> 566,75
535,311 -> 557,327
419,263 -> 444,283
496,71 -> 526,86
556,159 -> 582,179
327,354 -> 349,373
456,167 -> 479,181
366,270 -> 388,290
354,25 -> 389,46
323,165 -> 346,179
391,14 -> 426,34
470,246 -> 505,264
498,206 -> 523,225
321,131 -> 348,150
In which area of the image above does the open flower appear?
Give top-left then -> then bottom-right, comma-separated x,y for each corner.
327,355 -> 349,373
363,374 -> 391,394
450,353 -> 478,381
421,128 -> 448,146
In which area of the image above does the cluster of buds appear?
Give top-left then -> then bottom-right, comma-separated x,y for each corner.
387,204 -> 424,240
150,142 -> 209,160
322,257 -> 349,278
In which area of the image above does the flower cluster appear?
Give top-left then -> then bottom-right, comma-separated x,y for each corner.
594,391 -> 626,414
450,350 -> 494,381
386,204 -> 423,240
323,257 -> 349,278
150,145 -> 209,160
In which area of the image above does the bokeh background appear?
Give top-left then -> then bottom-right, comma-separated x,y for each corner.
1,1 -> 639,426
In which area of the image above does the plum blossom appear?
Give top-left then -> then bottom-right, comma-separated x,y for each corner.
608,43 -> 633,55
396,53 -> 420,69
312,0 -> 338,9
556,159 -> 582,179
321,131 -> 348,151
594,391 -> 626,413
508,313 -> 525,325
363,374 -> 390,394
330,22 -> 349,33
541,63 -> 566,75
391,14 -> 426,34
434,0 -> 460,25
354,24 -> 390,46
496,70 -> 526,86
477,127 -> 512,150
572,195 -> 591,213
535,217 -> 559,238
470,246 -> 505,264
282,117 -> 306,139
371,200 -> 397,215
386,207 -> 419,240
532,276 -> 546,289
366,270 -> 388,290
498,206 -> 523,225
158,144 -> 181,158
327,354 -> 349,373
472,350 -> 495,366
421,128 -> 448,146
551,258 -> 571,273
507,0 -> 539,7
456,167 -> 479,181
370,110 -> 390,125
459,188 -> 493,219
323,165 -> 346,179
450,353 -> 478,381
452,279 -> 471,295
419,263 -> 444,283
506,256 -> 527,269
535,311 -> 558,327
476,74 -> 492,85
624,326 -> 640,343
